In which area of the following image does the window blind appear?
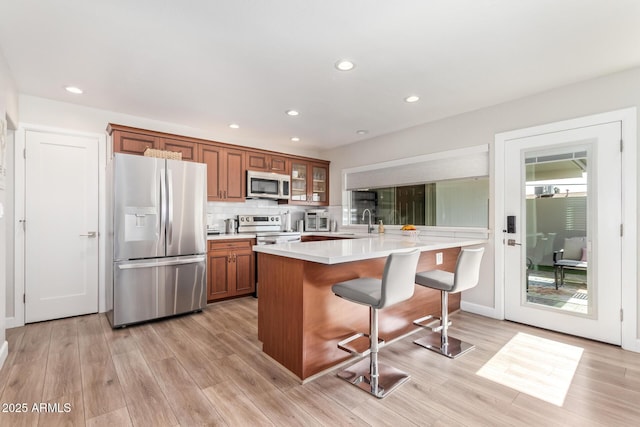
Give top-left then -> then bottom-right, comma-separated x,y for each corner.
345,146 -> 489,190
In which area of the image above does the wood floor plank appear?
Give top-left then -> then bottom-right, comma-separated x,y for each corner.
284,383 -> 370,426
3,297 -> 640,426
151,319 -> 228,389
221,330 -> 300,392
128,323 -> 173,363
170,315 -> 236,359
12,321 -> 53,364
99,315 -> 138,356
0,353 -> 47,427
80,358 -> 127,419
148,357 -> 224,426
41,317 -> 81,404
36,390 -> 84,427
86,407 -> 132,427
111,350 -> 178,427
202,381 -> 275,426
78,313 -> 127,420
77,314 -> 111,365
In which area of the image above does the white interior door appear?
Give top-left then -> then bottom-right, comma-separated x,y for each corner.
504,122 -> 621,345
25,130 -> 99,323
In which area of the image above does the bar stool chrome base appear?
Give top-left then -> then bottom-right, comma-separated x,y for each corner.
413,333 -> 475,359
337,359 -> 410,399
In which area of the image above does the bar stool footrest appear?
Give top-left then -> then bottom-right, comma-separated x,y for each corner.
412,315 -> 451,332
337,333 -> 385,357
337,358 -> 410,399
413,333 -> 475,359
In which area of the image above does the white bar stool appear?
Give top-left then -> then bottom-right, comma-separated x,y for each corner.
413,247 -> 484,358
331,249 -> 421,399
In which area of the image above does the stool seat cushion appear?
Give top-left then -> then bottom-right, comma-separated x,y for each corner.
415,270 -> 454,292
332,277 -> 382,308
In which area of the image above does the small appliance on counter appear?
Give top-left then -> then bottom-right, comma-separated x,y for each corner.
224,217 -> 238,234
281,211 -> 292,232
305,209 -> 330,231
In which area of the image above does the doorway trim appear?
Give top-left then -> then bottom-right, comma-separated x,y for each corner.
11,123 -> 106,328
494,107 -> 638,351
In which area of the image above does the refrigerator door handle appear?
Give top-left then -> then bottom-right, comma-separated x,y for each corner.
117,256 -> 206,270
167,168 -> 174,246
160,167 -> 167,245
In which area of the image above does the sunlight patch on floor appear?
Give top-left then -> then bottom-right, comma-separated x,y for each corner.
476,332 -> 583,406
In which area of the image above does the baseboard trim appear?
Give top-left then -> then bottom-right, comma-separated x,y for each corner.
460,300 -> 503,320
0,340 -> 8,370
5,316 -> 23,329
622,337 -> 640,353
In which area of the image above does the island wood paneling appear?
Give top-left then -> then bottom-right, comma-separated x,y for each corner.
257,247 -> 461,380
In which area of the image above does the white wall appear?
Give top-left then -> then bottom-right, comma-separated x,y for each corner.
19,95 -> 324,160
6,95 -> 329,326
0,47 -> 18,369
323,66 -> 640,322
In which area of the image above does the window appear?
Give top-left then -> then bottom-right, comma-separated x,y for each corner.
350,177 -> 489,227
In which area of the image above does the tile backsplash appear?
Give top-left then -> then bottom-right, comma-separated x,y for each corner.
206,199 -> 342,232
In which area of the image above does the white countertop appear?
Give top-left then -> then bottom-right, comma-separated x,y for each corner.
207,233 -> 256,240
252,234 -> 486,264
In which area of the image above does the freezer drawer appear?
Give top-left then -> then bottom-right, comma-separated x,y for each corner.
108,255 -> 206,327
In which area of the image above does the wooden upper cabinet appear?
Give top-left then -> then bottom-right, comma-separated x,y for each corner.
111,129 -> 161,155
246,151 -> 289,174
224,148 -> 245,201
198,144 -> 245,201
199,144 -> 224,200
107,124 -> 328,205
289,159 -> 330,206
162,138 -> 198,161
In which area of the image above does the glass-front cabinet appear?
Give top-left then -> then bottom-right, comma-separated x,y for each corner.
289,160 -> 329,206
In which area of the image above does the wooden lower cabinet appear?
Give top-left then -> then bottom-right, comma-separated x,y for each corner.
207,239 -> 255,302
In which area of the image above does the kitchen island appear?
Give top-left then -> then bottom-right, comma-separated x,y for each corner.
254,234 -> 485,380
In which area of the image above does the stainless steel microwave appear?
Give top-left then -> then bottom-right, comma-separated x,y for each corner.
246,170 -> 290,200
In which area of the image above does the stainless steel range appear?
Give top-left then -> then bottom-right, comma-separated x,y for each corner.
237,214 -> 301,245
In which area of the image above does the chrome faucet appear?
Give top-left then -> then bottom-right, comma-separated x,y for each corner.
362,209 -> 374,233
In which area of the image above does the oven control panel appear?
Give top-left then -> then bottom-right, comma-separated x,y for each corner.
238,215 -> 281,226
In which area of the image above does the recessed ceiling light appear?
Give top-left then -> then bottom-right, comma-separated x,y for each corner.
290,137 -> 300,142
286,110 -> 299,116
229,123 -> 240,129
64,85 -> 83,94
356,130 -> 368,135
335,60 -> 355,71
404,95 -> 420,103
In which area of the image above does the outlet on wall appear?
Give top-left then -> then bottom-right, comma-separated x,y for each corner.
436,252 -> 443,265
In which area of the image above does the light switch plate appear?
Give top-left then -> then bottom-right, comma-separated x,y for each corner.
436,252 -> 443,265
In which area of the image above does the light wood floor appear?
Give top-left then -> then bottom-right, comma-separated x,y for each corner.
1,297 -> 639,426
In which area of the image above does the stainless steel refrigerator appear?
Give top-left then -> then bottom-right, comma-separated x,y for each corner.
106,153 -> 207,327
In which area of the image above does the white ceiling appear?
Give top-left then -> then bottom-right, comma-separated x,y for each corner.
1,0 -> 639,150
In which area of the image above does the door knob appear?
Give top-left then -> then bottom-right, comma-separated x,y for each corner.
507,239 -> 521,246
79,231 -> 97,237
